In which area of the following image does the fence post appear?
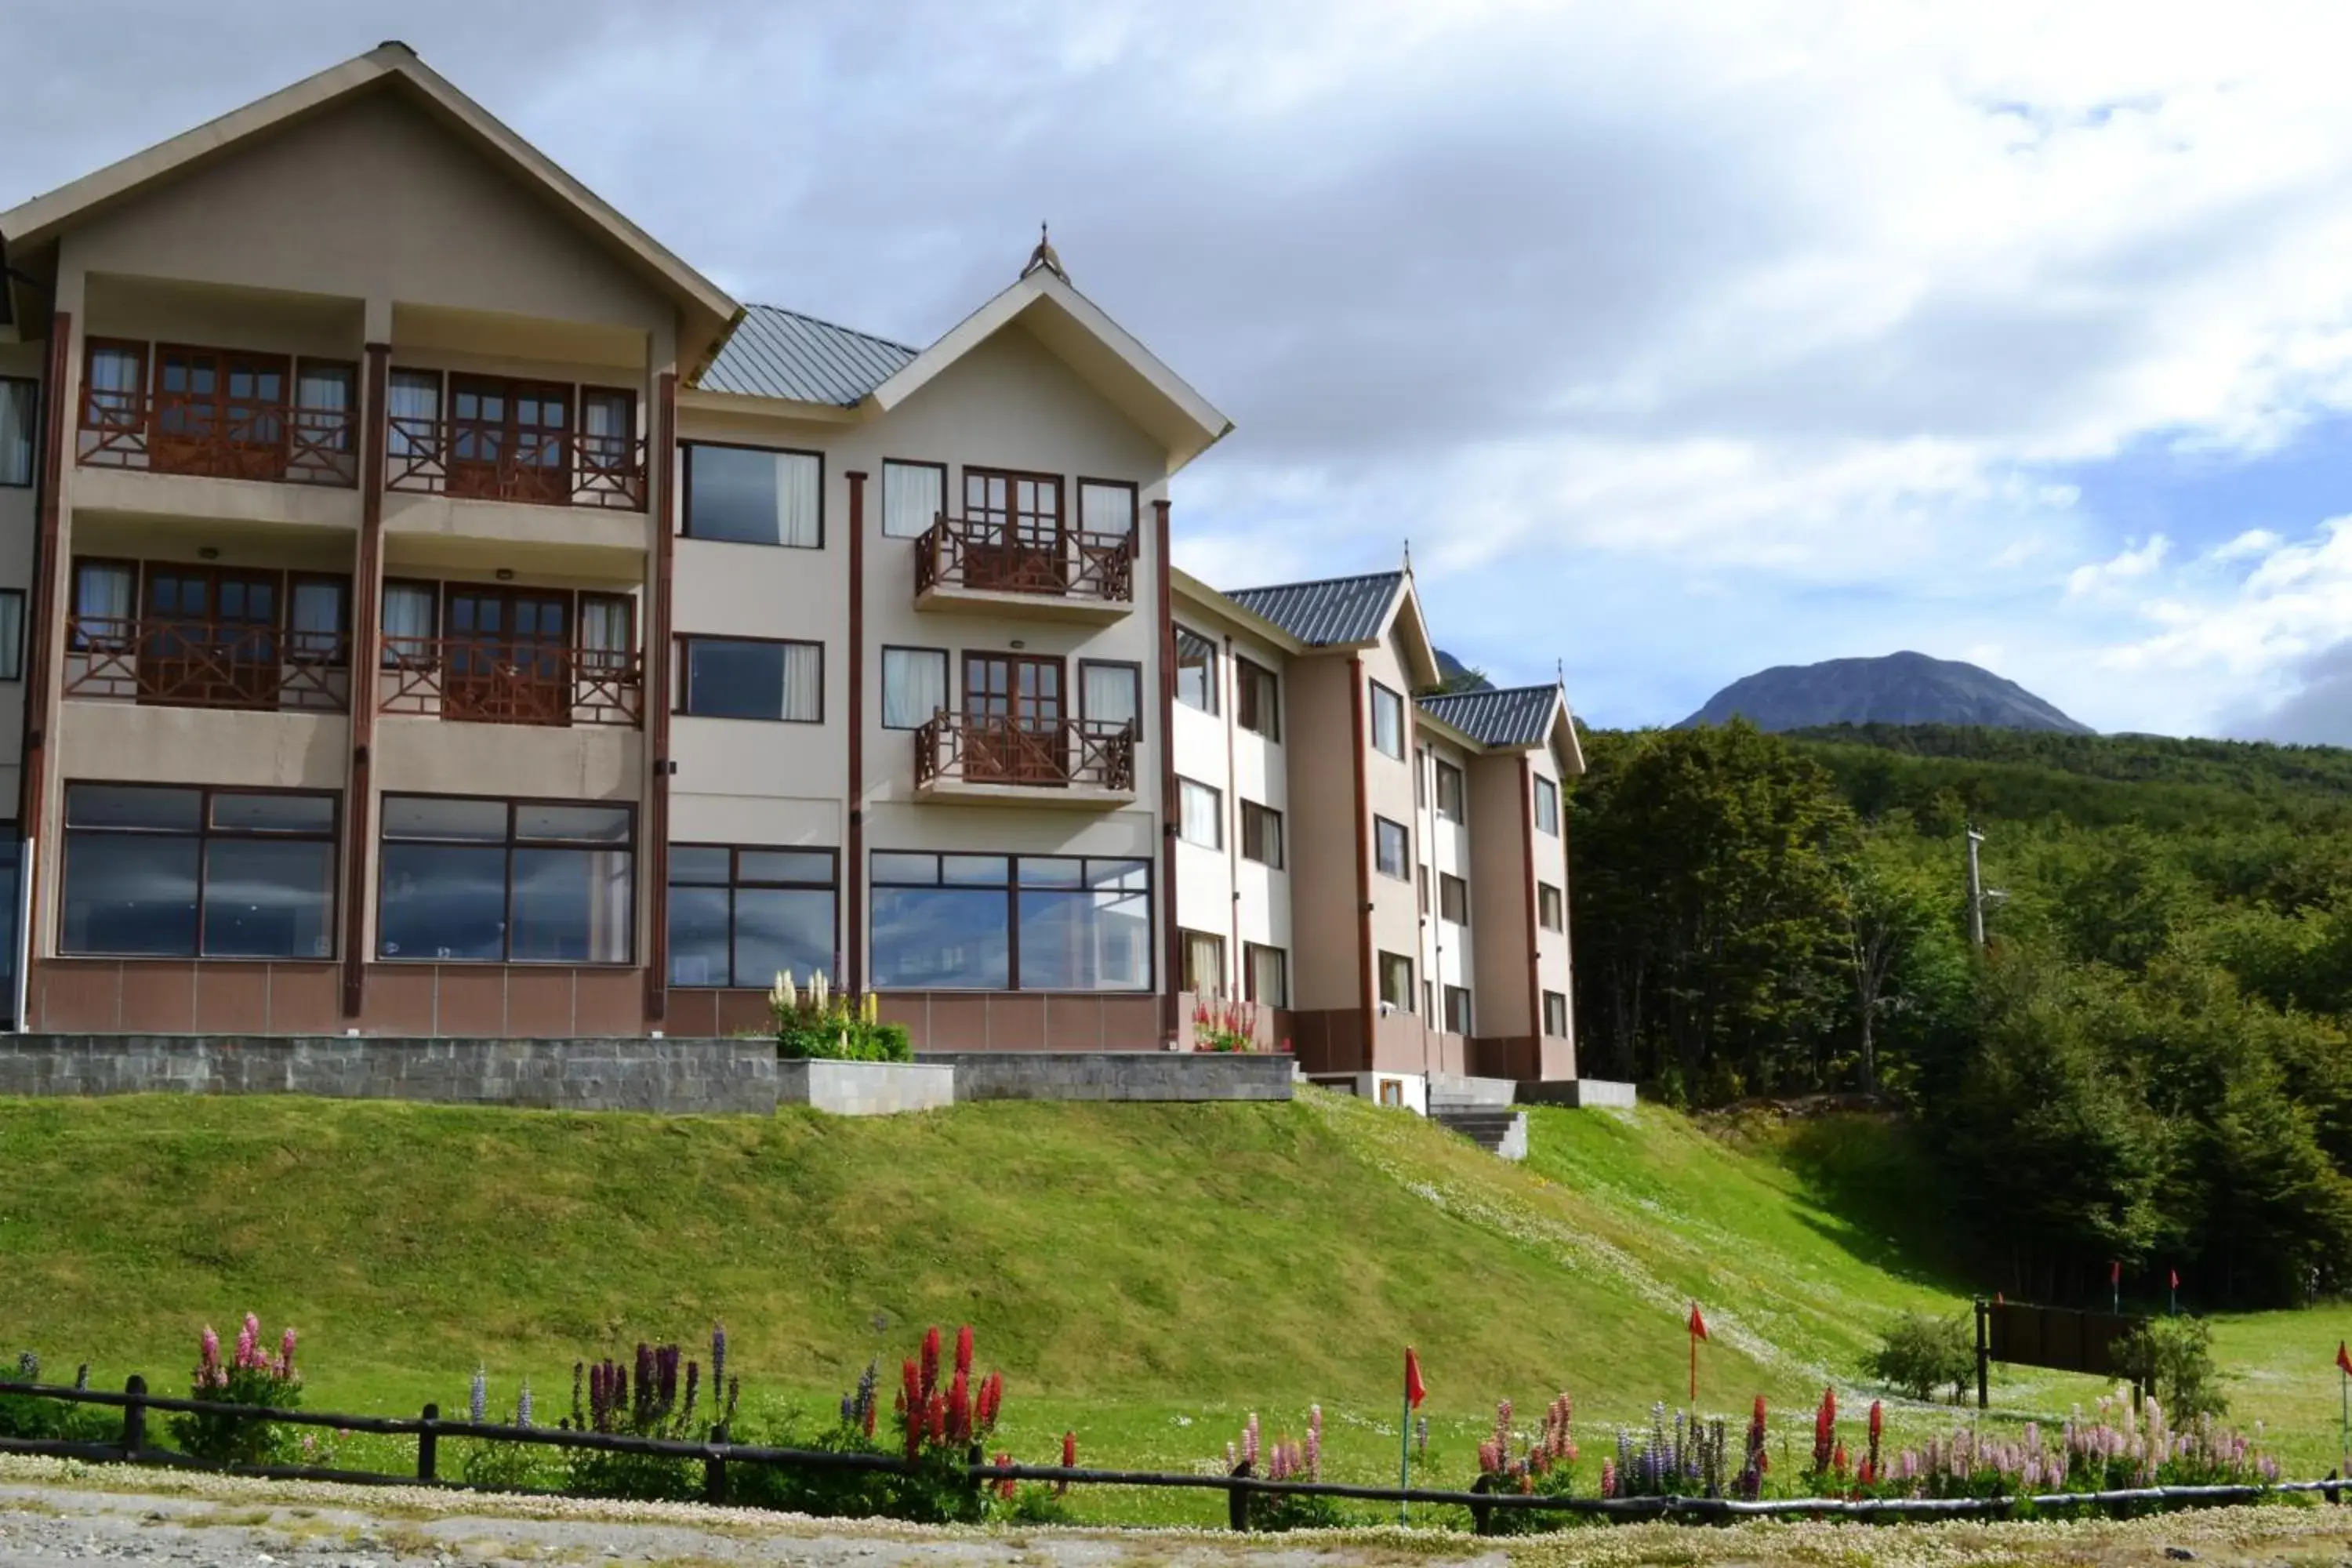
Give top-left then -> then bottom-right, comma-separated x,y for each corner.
120,1375 -> 147,1457
417,1403 -> 438,1483
704,1422 -> 727,1506
1225,1463 -> 1250,1532
1974,1298 -> 1991,1411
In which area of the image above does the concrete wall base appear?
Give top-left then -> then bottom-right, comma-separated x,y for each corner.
778,1059 -> 956,1116
1517,1078 -> 1639,1109
920,1051 -> 1293,1102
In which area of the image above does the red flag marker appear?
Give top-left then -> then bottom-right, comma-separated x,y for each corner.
1688,1302 -> 1709,1402
1404,1348 -> 1427,1409
2337,1341 -> 2350,1377
1399,1349 -> 1427,1523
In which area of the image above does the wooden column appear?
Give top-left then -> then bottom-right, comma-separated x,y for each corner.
642,371 -> 678,1024
342,342 -> 390,1018
844,470 -> 866,993
1156,499 -> 1180,1045
1350,654 -> 1374,1069
16,312 -> 71,989
1222,635 -> 1240,1000
1519,756 -> 1542,1068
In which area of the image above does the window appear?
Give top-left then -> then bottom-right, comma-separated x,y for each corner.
295,361 -> 355,456
1181,928 -> 1226,996
1374,816 -> 1409,880
1245,942 -> 1289,1007
684,444 -> 822,547
378,796 -> 632,964
1378,951 -> 1414,1011
1544,990 -> 1570,1038
1240,800 -> 1283,868
1534,775 -> 1561,836
1077,479 -> 1137,536
881,459 -> 946,539
0,590 -> 22,680
669,846 -> 836,989
1080,660 -> 1141,740
387,368 -> 441,459
1436,761 -> 1466,822
1414,746 -> 1428,808
1370,681 -> 1404,759
381,579 -> 437,665
964,468 -> 1062,538
870,851 -> 1151,992
579,389 -> 633,484
0,376 -> 35,487
881,646 -> 948,730
1439,872 -> 1469,926
680,636 -> 822,722
1178,778 -> 1223,849
82,341 -> 146,432
1422,979 -> 1434,1025
71,559 -> 132,646
1175,628 -> 1218,713
1443,985 -> 1473,1035
1236,658 -> 1279,740
61,783 -> 336,959
289,576 -> 348,665
1417,864 -> 1429,916
1539,882 -> 1565,933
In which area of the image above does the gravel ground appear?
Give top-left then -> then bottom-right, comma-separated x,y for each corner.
0,1457 -> 2347,1568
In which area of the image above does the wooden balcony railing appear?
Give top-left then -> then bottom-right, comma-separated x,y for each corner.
379,637 -> 643,728
913,517 -> 1135,604
913,713 -> 1136,792
384,417 -> 647,511
63,617 -> 349,712
76,392 -> 358,487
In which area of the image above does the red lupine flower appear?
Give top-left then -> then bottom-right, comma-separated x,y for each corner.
949,1370 -> 971,1443
1062,1430 -> 1076,1468
1833,1441 -> 1849,1479
994,1452 -> 1016,1500
927,1390 -> 948,1443
920,1327 -> 942,1402
901,1358 -> 920,1414
1867,1399 -> 1883,1446
954,1324 -> 975,1381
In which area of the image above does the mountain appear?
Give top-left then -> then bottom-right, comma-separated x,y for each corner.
1681,651 -> 2092,735
1432,648 -> 1492,692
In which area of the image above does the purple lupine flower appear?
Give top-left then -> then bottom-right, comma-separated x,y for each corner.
281,1327 -> 298,1378
710,1323 -> 727,1396
470,1366 -> 488,1424
516,1379 -> 534,1428
1305,1404 -> 1323,1479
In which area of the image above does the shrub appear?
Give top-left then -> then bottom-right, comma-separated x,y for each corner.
771,972 -> 911,1062
1224,1406 -> 1346,1531
1602,1404 -> 1730,1500
557,1329 -> 735,1502
1192,997 -> 1261,1053
456,1372 -> 550,1494
1868,1311 -> 1976,1402
0,1352 -> 109,1445
2118,1316 -> 2229,1419
1470,1396 -> 1581,1534
171,1315 -> 301,1468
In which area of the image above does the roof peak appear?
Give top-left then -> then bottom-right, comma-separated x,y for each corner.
1225,567 -> 1403,597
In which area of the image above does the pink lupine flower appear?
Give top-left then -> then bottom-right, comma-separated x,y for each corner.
1305,1404 -> 1322,1479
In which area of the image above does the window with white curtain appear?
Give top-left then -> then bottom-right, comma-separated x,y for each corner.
682,636 -> 822,722
71,560 -> 132,649
579,595 -> 634,673
685,444 -> 822,548
1245,942 -> 1288,1007
881,459 -> 946,539
1178,778 -> 1223,849
1078,480 -> 1136,535
1080,660 -> 1140,738
0,378 -> 36,487
380,581 -> 438,666
1181,928 -> 1226,996
387,369 -> 441,459
880,646 -> 947,729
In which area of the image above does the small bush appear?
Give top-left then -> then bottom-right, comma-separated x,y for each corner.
171,1315 -> 302,1468
557,1335 -> 733,1503
771,972 -> 910,1062
2118,1316 -> 2229,1418
1867,1310 -> 1975,1402
0,1353 -> 109,1445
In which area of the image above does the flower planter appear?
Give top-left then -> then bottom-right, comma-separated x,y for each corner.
775,1058 -> 955,1116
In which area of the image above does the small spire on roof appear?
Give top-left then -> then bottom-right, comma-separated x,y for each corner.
1022,223 -> 1069,283
1403,537 -> 1413,574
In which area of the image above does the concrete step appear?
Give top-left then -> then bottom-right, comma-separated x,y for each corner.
1429,1106 -> 1529,1161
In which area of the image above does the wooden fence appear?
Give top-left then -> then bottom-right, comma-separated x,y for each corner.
0,1377 -> 2338,1530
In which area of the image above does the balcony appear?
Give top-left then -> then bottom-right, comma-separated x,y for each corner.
78,391 -> 358,488
386,417 -> 647,512
64,616 -> 350,713
912,517 -> 1135,622
379,637 -> 643,728
911,713 -> 1136,808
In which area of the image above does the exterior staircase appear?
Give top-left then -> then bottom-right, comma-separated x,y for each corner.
1426,1075 -> 1528,1160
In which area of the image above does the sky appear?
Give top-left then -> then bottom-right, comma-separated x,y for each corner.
12,1 -> 2352,739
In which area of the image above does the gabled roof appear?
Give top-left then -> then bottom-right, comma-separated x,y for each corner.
0,42 -> 739,359
869,263 -> 1231,475
1227,572 -> 1405,647
697,304 -> 916,408
1418,684 -> 1585,775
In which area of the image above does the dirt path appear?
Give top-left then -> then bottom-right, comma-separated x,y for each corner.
0,1457 -> 2347,1568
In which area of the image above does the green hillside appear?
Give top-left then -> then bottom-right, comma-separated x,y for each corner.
1,1086 -> 2339,1514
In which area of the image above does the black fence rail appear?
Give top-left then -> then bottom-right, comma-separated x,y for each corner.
0,1378 -> 2339,1530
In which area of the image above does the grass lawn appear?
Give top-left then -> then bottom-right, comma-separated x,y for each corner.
0,1085 -> 2344,1522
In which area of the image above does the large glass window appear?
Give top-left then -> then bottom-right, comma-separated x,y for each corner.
1181,928 -> 1225,996
1236,658 -> 1279,740
669,846 -> 836,989
684,444 -> 822,547
1240,800 -> 1283,868
880,646 -> 947,730
0,376 -> 35,488
1077,480 -> 1136,536
1080,660 -> 1141,739
882,459 -> 946,539
1374,816 -> 1410,880
1444,985 -> 1473,1035
1439,872 -> 1469,926
681,637 -> 822,722
1370,681 -> 1405,759
379,796 -> 632,964
870,851 -> 1150,992
1378,950 -> 1414,1011
1244,942 -> 1288,1007
1178,779 -> 1223,849
61,783 -> 336,958
1436,760 -> 1466,822
1534,775 -> 1561,836
1175,628 -> 1218,713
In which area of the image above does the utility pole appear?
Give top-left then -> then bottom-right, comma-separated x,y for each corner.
1965,824 -> 1987,949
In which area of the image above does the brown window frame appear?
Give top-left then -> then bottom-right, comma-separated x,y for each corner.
880,644 -> 950,731
869,850 -> 1156,994
666,844 -> 839,990
1377,950 -> 1415,1011
674,633 -> 826,724
1539,881 -> 1565,933
78,338 -> 150,431
961,464 -> 1064,535
1435,760 -> 1467,822
1374,815 -> 1410,880
1178,776 -> 1224,851
1174,626 -> 1219,715
0,587 -> 23,680
1075,475 -> 1138,537
0,375 -> 38,488
1534,774 -> 1561,836
376,793 -> 637,966
1077,657 -> 1144,742
1544,990 -> 1570,1038
1180,926 -> 1227,996
1443,984 -> 1472,1035
1243,941 -> 1289,1007
60,780 -> 341,960
1236,656 -> 1280,741
1439,871 -> 1469,926
680,437 -> 826,549
880,457 -> 949,540
1240,800 -> 1283,869
1369,680 -> 1405,760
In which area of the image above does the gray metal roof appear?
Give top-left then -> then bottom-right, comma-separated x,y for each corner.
1225,571 -> 1403,647
696,303 -> 917,407
1417,686 -> 1562,749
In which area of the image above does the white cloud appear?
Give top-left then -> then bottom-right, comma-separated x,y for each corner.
2208,528 -> 2285,563
2066,535 -> 2172,598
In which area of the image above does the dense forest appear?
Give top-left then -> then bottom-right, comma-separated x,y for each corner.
1566,720 -> 2352,1310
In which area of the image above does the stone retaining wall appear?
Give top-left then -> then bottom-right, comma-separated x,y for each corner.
778,1059 -> 956,1116
0,1036 -> 779,1114
1516,1077 -> 1639,1109
917,1051 -> 1294,1102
